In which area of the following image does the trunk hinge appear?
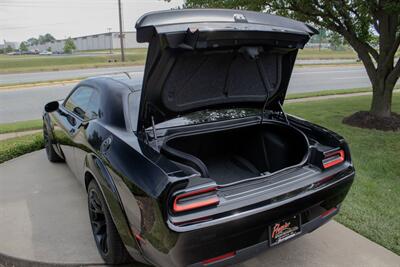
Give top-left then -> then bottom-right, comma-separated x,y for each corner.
239,47 -> 272,125
256,57 -> 271,125
151,116 -> 159,147
278,102 -> 290,125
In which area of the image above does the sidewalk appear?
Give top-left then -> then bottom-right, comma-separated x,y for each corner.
0,150 -> 399,266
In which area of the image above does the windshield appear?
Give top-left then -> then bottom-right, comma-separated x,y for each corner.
150,108 -> 260,130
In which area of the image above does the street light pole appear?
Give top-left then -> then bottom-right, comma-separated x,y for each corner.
118,0 -> 125,62
107,27 -> 112,54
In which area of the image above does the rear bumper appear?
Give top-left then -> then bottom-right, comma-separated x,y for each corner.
140,168 -> 354,267
189,206 -> 338,267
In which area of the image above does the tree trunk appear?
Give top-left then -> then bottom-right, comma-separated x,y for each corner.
370,82 -> 394,118
354,42 -> 396,119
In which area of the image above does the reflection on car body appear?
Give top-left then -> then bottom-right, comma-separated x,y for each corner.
42,9 -> 355,267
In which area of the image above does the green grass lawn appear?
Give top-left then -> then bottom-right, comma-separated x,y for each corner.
285,94 -> 400,255
0,48 -> 147,73
0,119 -> 43,134
298,48 -> 358,59
298,47 -> 400,60
286,87 -> 372,99
0,132 -> 44,164
1,47 -> 398,74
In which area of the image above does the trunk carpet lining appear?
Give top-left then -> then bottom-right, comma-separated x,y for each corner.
204,155 -> 259,184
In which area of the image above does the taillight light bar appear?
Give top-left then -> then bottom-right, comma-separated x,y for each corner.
320,207 -> 338,218
323,149 -> 345,169
173,187 -> 219,213
202,251 -> 236,265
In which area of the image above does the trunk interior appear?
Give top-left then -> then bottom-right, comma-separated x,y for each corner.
162,121 -> 309,185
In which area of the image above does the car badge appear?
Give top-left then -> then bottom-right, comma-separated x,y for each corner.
233,13 -> 248,23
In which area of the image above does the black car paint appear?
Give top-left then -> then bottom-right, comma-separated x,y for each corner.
42,9 -> 355,267
44,83 -> 354,266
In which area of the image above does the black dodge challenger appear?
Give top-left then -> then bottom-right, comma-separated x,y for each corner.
43,9 -> 355,267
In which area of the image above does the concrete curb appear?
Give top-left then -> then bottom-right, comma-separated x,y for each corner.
0,130 -> 42,141
0,79 -> 82,91
0,252 -> 106,267
286,89 -> 400,103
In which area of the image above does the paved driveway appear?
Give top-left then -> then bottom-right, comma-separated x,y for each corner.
0,150 -> 399,266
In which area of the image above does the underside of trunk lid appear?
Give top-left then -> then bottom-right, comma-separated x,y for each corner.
135,9 -> 317,131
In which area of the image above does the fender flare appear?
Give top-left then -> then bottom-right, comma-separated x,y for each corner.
84,154 -> 147,264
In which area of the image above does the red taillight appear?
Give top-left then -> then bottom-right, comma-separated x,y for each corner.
320,207 -> 338,218
202,251 -> 236,265
173,187 -> 219,213
323,149 -> 345,169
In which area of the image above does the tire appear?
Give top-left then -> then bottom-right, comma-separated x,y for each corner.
43,123 -> 64,162
87,180 -> 132,264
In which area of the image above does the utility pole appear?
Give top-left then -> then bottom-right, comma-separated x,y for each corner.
118,0 -> 125,62
107,27 -> 112,54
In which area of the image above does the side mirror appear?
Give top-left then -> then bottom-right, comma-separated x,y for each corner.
80,120 -> 90,129
44,101 -> 59,113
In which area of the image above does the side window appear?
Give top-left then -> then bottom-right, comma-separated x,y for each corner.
64,86 -> 100,120
128,91 -> 141,131
86,90 -> 100,120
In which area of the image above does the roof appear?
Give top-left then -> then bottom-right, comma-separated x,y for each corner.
85,73 -> 143,92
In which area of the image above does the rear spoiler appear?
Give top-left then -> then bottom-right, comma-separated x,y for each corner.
136,9 -> 318,49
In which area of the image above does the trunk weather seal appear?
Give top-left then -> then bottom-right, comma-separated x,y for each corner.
162,119 -> 311,188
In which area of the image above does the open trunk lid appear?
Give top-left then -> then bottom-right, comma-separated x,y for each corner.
135,9 -> 317,130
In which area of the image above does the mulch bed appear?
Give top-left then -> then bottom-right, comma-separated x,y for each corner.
343,111 -> 400,131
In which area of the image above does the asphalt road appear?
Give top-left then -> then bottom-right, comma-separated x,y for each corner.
0,61 -> 360,86
1,150 -> 399,266
1,65 -> 377,123
0,66 -> 145,85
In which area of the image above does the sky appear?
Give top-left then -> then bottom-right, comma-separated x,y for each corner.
0,0 -> 184,43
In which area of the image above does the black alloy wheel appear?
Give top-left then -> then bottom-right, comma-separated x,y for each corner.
87,180 -> 132,264
88,188 -> 108,254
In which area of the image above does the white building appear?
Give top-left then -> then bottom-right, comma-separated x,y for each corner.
28,31 -> 146,52
0,41 -> 20,50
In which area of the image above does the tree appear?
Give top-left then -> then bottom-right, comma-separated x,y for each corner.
184,0 -> 400,125
328,32 -> 344,50
47,47 -> 52,52
44,33 -> 56,42
5,45 -> 13,53
64,37 -> 76,54
38,33 -> 56,45
27,37 -> 39,46
19,42 -> 29,52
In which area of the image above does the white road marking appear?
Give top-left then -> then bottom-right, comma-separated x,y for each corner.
335,76 -> 366,80
293,69 -> 364,75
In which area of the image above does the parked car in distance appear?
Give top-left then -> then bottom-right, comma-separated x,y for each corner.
6,51 -> 21,55
43,9 -> 355,267
21,50 -> 35,55
39,50 -> 52,55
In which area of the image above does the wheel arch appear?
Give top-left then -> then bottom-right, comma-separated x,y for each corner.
84,154 -> 147,264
